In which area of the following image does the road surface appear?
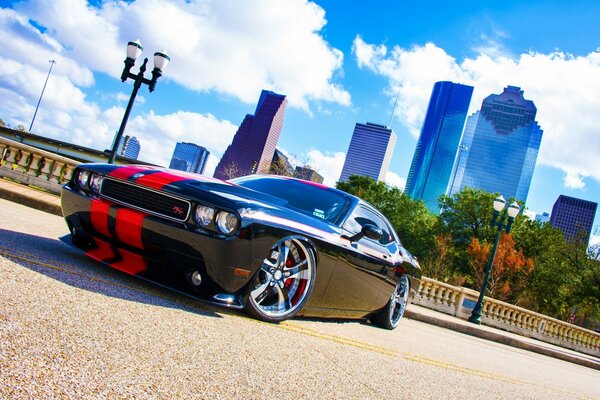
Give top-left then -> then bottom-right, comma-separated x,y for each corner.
0,199 -> 598,399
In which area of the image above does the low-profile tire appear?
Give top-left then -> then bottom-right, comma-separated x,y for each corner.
371,274 -> 410,330
244,237 -> 316,323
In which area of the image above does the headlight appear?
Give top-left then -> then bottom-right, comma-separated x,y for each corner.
215,211 -> 239,235
89,174 -> 104,194
76,170 -> 90,189
195,205 -> 215,226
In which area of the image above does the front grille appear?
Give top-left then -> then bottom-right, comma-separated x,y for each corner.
101,178 -> 191,222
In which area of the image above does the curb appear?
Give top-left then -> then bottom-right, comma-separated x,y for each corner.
0,183 -> 62,217
405,309 -> 600,371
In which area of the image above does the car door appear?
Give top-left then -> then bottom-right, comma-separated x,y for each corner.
318,205 -> 399,312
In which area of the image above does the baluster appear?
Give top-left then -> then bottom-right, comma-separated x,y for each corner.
2,146 -> 19,169
50,161 -> 65,184
27,153 -> 44,177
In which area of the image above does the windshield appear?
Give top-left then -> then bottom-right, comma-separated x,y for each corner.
233,176 -> 350,224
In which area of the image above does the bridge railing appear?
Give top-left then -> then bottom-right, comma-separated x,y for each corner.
2,135 -> 599,358
413,276 -> 600,357
0,136 -> 79,194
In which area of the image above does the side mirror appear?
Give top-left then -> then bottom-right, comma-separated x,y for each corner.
344,224 -> 382,242
362,224 -> 382,241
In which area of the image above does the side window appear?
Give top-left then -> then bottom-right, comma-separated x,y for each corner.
344,206 -> 395,245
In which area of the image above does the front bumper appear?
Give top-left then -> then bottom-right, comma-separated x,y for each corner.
61,185 -> 265,294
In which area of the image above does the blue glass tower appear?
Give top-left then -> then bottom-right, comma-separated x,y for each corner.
339,122 -> 396,182
117,135 -> 141,160
405,81 -> 473,212
169,142 -> 210,174
448,86 -> 543,203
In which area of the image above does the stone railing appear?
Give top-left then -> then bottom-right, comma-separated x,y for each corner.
413,276 -> 600,357
0,136 -> 80,194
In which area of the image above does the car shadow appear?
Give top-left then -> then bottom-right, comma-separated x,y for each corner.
0,228 -> 227,320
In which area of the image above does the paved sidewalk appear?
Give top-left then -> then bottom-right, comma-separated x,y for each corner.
1,177 -> 599,371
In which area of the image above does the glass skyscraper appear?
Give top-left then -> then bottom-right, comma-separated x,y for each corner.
169,142 -> 210,174
448,86 -> 543,203
117,135 -> 141,160
405,81 -> 473,212
339,122 -> 396,183
550,195 -> 597,244
214,90 -> 287,180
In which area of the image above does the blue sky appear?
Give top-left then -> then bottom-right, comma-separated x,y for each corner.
1,0 -> 599,241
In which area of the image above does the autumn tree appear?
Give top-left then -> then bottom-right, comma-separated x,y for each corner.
467,232 -> 533,302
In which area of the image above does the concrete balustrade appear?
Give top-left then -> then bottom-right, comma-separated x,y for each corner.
413,276 -> 600,357
0,136 -> 79,194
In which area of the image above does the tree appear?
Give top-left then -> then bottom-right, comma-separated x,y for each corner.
15,124 -> 26,132
467,233 -> 533,302
419,233 -> 459,283
0,118 -> 5,127
221,162 -> 241,179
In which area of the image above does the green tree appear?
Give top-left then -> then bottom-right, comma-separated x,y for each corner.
336,175 -> 437,259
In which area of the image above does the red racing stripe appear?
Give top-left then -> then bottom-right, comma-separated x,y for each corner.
108,165 -> 157,180
85,236 -> 115,262
111,248 -> 147,275
134,171 -> 190,190
115,208 -> 146,249
90,199 -> 111,237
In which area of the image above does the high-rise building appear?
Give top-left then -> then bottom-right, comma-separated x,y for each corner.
169,142 -> 210,174
270,149 -> 294,176
405,81 -> 473,212
339,122 -> 396,183
294,166 -> 324,184
214,90 -> 287,180
117,135 -> 141,160
448,86 -> 543,203
550,195 -> 597,244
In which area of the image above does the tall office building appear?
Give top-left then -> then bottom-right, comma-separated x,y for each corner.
339,122 -> 396,183
405,81 -> 473,212
117,135 -> 141,159
214,90 -> 287,179
550,195 -> 597,244
169,142 -> 210,174
448,86 -> 543,203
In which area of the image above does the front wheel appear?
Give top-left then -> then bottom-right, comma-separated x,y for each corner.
371,274 -> 410,330
244,237 -> 316,323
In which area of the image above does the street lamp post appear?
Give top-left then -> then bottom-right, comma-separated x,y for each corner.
29,59 -> 56,132
468,195 -> 520,325
108,40 -> 170,164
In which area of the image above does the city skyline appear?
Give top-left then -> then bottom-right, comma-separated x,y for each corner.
1,0 -> 599,242
169,142 -> 210,174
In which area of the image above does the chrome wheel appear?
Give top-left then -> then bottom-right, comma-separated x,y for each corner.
245,237 -> 315,322
372,274 -> 410,330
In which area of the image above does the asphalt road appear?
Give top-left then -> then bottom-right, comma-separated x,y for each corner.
1,198 -> 598,399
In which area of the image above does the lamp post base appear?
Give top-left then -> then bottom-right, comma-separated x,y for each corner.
468,313 -> 482,324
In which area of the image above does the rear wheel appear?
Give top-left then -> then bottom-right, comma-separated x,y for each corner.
244,237 -> 316,323
372,274 -> 410,330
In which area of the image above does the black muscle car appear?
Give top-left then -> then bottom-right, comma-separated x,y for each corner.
60,164 -> 421,329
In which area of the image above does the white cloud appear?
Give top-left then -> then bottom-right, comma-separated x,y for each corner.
353,36 -> 600,189
384,171 -> 406,191
10,0 -> 349,111
304,149 -> 345,186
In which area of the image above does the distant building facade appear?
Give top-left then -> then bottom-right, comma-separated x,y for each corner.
534,212 -> 550,224
169,142 -> 210,174
339,122 -> 396,183
214,90 -> 287,179
405,81 -> 473,212
448,86 -> 543,203
550,195 -> 597,244
270,149 -> 294,176
117,135 -> 141,159
294,166 -> 324,184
